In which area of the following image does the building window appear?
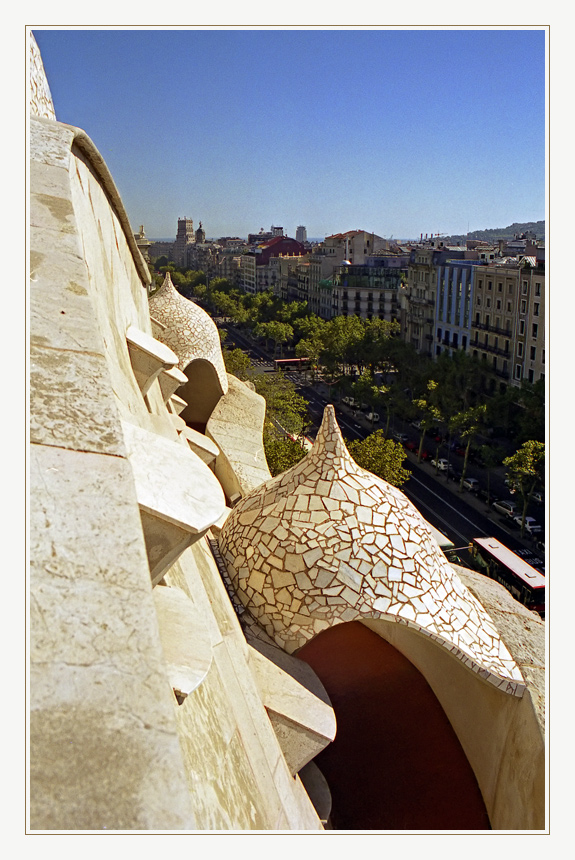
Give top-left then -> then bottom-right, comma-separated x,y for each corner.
507,301 -> 512,311
519,320 -> 525,335
535,282 -> 541,296
488,281 -> 492,291
542,349 -> 545,364
532,323 -> 538,339
508,283 -> 513,294
518,342 -> 524,357
528,369 -> 534,383
498,282 -> 503,292
462,334 -> 467,349
437,328 -> 442,340
478,279 -> 483,289
520,300 -> 527,314
522,281 -> 528,294
534,302 -> 540,316
530,346 -> 536,361
496,300 -> 501,310
486,298 -> 491,308
515,364 -> 522,380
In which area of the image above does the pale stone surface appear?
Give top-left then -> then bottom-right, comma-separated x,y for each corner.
30,443 -> 196,830
165,542 -> 325,829
219,405 -> 526,694
29,341 -> 127,457
29,81 -> 328,831
181,426 -> 220,465
207,373 -> 271,500
126,325 -> 179,396
248,645 -> 336,774
29,33 -> 56,119
122,420 -> 226,534
153,584 -> 212,696
158,366 -> 188,403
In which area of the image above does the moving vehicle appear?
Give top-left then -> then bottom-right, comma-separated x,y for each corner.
273,357 -> 309,372
513,515 -> 542,535
492,499 -> 517,518
468,537 -> 545,617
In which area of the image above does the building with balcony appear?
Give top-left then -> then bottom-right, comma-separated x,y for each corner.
402,243 -> 466,357
329,259 -> 405,323
435,261 -> 484,358
470,258 -> 546,389
239,236 -> 306,294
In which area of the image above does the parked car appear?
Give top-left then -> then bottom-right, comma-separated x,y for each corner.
513,515 -> 542,535
531,490 -> 544,505
394,432 -> 408,443
431,458 -> 449,471
462,477 -> 479,492
405,440 -> 418,453
366,411 -> 380,423
492,499 -> 517,518
411,419 -> 423,430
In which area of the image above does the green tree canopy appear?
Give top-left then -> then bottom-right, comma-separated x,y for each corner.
503,440 -> 545,533
252,372 -> 310,439
222,347 -> 253,381
347,431 -> 411,488
263,436 -> 307,477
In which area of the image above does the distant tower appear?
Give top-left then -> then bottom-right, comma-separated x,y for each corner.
271,225 -> 284,237
133,224 -> 152,262
195,221 -> 206,244
296,225 -> 307,244
174,217 -> 195,267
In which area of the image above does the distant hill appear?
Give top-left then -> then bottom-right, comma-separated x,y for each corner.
444,220 -> 545,244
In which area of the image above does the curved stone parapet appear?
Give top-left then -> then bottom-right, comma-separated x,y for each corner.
218,405 -> 526,696
149,273 -> 228,426
206,374 -> 271,502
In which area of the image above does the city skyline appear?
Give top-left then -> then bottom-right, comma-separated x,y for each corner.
33,27 -> 546,242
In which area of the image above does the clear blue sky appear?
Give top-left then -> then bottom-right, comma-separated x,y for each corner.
33,27 -> 546,241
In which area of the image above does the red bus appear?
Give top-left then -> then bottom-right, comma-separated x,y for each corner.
274,357 -> 310,371
469,537 -> 545,617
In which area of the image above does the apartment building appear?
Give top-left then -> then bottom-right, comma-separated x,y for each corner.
435,261 -> 483,357
470,259 -> 545,389
402,244 -> 466,357
321,230 -> 390,266
330,259 -> 405,323
239,236 -> 306,294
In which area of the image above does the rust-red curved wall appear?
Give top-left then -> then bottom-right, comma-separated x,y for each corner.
297,621 -> 490,831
